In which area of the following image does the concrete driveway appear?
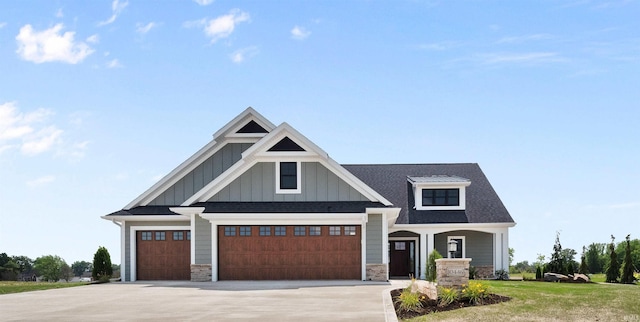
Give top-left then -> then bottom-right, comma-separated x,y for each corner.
0,280 -> 404,321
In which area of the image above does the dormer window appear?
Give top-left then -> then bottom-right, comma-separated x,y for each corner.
276,161 -> 301,194
409,175 -> 470,210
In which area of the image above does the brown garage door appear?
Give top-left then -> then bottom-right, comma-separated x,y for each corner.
136,230 -> 190,280
218,225 -> 361,280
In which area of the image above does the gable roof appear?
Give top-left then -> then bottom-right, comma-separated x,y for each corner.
342,163 -> 514,224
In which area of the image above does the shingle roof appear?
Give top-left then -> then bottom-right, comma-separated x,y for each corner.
342,163 -> 514,225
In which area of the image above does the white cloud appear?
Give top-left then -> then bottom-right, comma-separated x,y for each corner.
291,26 -> 311,40
496,34 -> 555,44
479,52 -> 566,64
21,126 -> 63,155
186,9 -> 250,43
418,41 -> 459,51
193,0 -> 214,5
0,102 -> 67,156
98,0 -> 129,26
107,59 -> 122,68
15,24 -> 94,64
56,8 -> 64,18
86,34 -> 99,44
136,22 -> 157,34
26,175 -> 56,188
0,22 -> 7,29
230,46 -> 258,63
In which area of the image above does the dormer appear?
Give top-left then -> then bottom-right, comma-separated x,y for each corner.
408,175 -> 471,211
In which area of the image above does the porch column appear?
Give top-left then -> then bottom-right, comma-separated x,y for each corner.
419,232 -> 428,279
211,223 -> 218,282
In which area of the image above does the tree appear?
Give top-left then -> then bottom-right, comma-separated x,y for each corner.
92,246 -> 113,281
585,243 -> 606,274
34,255 -> 67,282
508,248 -> 514,267
0,253 -> 20,280
578,246 -> 589,274
12,256 -> 34,276
615,237 -> 640,275
425,249 -> 442,282
71,261 -> 91,277
605,235 -> 620,283
621,235 -> 635,284
548,232 -> 565,274
61,263 -> 73,282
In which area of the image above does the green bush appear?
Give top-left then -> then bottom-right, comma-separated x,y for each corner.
494,269 -> 509,280
426,249 -> 442,282
92,247 -> 113,281
469,265 -> 477,280
438,287 -> 459,307
535,266 -> 542,279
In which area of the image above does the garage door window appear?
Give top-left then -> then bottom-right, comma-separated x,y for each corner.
275,226 -> 286,236
240,226 -> 252,236
155,231 -> 166,240
224,226 -> 236,236
344,226 -> 357,236
259,226 -> 271,236
329,226 -> 341,236
309,226 -> 321,236
187,231 -> 191,240
141,231 -> 152,241
173,231 -> 184,240
294,226 -> 306,236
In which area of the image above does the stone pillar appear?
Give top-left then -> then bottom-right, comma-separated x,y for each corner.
366,264 -> 388,281
435,258 -> 471,288
191,264 -> 212,282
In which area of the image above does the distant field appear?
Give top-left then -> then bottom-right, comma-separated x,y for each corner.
405,279 -> 639,321
0,281 -> 88,295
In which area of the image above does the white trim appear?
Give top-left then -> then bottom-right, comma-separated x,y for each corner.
447,235 -> 466,258
199,212 -> 367,225
275,161 -> 302,194
211,223 -> 218,281
120,222 -> 126,282
129,225 -> 191,282
101,215 -> 190,222
391,222 -> 515,234
213,107 -> 276,140
414,185 -> 469,211
389,236 -> 420,278
361,217 -> 367,281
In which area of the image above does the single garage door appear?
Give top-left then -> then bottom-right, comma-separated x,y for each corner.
218,225 -> 361,280
136,230 -> 190,280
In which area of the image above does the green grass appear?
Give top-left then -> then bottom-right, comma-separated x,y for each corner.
405,280 -> 639,321
0,281 -> 88,295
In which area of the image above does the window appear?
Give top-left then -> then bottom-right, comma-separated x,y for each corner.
173,231 -> 184,240
309,226 -> 321,236
395,242 -> 406,250
294,226 -> 306,236
240,226 -> 252,236
344,226 -> 356,236
422,189 -> 459,206
276,162 -> 301,194
224,226 -> 236,236
329,226 -> 341,236
155,231 -> 165,240
259,226 -> 271,236
275,226 -> 286,236
141,232 -> 152,241
187,231 -> 191,240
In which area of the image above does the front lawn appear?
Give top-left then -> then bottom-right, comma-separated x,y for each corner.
404,280 -> 639,321
0,281 -> 88,295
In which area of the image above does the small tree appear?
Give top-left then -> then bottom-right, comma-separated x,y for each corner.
535,265 -> 543,279
578,246 -> 589,274
92,246 -> 113,282
621,235 -> 635,284
605,235 -> 620,283
61,263 -> 73,282
34,255 -> 66,282
548,231 -> 565,274
71,261 -> 91,277
426,249 -> 442,282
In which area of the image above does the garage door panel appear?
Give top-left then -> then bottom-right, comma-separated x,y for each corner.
136,230 -> 190,280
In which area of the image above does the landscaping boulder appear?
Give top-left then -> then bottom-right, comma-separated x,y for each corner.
573,274 -> 590,283
544,272 -> 569,282
410,280 -> 438,300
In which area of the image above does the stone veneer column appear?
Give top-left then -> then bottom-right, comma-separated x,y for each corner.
435,258 -> 471,288
191,264 -> 212,282
366,264 -> 388,281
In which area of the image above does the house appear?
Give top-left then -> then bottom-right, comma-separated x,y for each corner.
102,108 -> 515,281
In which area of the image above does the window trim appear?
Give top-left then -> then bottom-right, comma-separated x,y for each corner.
422,188 -> 460,207
275,161 -> 302,194
447,236 -> 466,258
414,184 -> 467,211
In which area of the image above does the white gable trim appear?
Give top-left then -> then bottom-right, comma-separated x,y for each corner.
184,123 -> 393,205
213,107 -> 276,140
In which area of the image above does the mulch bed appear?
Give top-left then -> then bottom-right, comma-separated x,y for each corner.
390,289 -> 511,320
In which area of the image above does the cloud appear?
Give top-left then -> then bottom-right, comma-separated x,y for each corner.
136,22 -> 157,34
0,22 -> 6,29
86,34 -> 99,44
15,24 -> 94,64
496,34 -> 555,44
193,0 -> 214,5
418,41 -> 460,51
21,126 -> 63,155
478,52 -> 566,64
0,102 -> 63,156
98,0 -> 128,26
185,9 -> 250,43
291,26 -> 311,40
107,59 -> 122,68
26,175 -> 56,188
229,46 -> 258,63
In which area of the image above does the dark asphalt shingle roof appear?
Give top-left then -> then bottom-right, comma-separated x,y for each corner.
342,163 -> 514,225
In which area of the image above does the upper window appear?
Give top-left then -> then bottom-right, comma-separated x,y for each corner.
224,226 -> 236,236
309,226 -> 321,236
173,231 -> 184,240
275,226 -> 286,236
259,226 -> 271,236
155,231 -> 166,241
294,226 -> 306,236
329,226 -> 341,236
240,226 -> 252,236
422,189 -> 459,206
141,231 -> 152,241
344,226 -> 357,236
276,162 -> 301,194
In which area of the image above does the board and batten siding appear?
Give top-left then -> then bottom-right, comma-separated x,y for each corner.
148,143 -> 253,205
366,214 -> 383,264
434,230 -> 493,266
194,215 -> 212,264
124,221 -> 190,281
208,162 -> 369,202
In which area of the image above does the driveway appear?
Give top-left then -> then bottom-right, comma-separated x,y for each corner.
0,280 -> 404,321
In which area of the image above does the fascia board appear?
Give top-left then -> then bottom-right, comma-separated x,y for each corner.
241,123 -> 329,160
199,212 -> 367,225
100,215 -> 190,221
212,107 -> 276,140
391,222 -> 517,232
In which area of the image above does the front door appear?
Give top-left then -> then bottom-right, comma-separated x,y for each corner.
389,241 -> 414,278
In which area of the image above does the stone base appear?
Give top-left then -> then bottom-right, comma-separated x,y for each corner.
474,265 -> 494,279
366,264 -> 388,281
436,258 -> 471,288
190,264 -> 212,282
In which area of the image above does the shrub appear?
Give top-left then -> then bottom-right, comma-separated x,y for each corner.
426,249 -> 442,282
438,287 -> 459,307
494,269 -> 509,280
469,265 -> 477,280
535,266 -> 542,279
605,235 -> 620,283
395,280 -> 423,312
461,281 -> 490,305
92,247 -> 113,282
621,235 -> 635,284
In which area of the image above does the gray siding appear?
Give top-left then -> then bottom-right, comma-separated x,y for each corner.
124,221 -> 190,281
366,214 -> 383,264
434,230 -> 493,266
209,162 -> 369,202
194,215 -> 212,264
149,143 -> 252,205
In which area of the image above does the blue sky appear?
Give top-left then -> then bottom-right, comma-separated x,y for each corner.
1,0 -> 638,266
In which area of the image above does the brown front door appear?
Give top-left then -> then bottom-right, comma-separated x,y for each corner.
218,225 -> 361,280
136,230 -> 190,280
389,241 -> 412,277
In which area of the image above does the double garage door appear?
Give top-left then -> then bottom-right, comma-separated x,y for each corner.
136,226 -> 361,280
218,225 -> 361,280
